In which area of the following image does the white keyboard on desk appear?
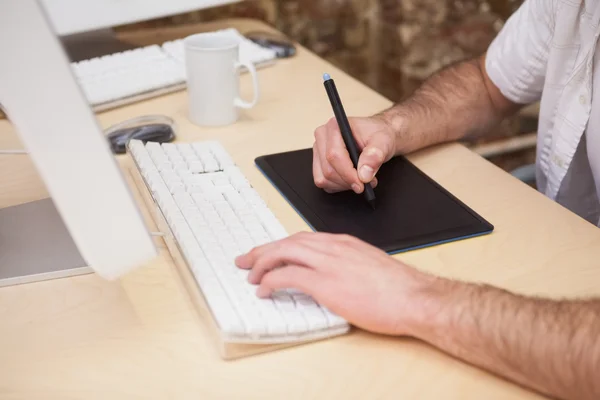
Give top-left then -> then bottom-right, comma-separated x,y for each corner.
71,29 -> 277,112
127,139 -> 349,345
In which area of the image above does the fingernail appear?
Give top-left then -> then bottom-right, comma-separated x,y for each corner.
359,165 -> 374,181
351,183 -> 361,193
235,255 -> 249,269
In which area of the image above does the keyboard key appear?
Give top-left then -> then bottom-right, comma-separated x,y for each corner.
293,294 -> 319,309
213,177 -> 230,187
301,308 -> 329,331
240,188 -> 266,207
256,299 -> 287,336
162,143 -> 182,160
281,312 -> 309,335
174,191 -> 194,208
272,291 -> 295,311
322,308 -> 347,329
238,238 -> 255,253
201,280 -> 245,335
224,167 -> 251,189
172,160 -> 188,171
207,141 -> 235,168
204,161 -> 220,173
256,208 -> 288,240
188,160 -> 204,174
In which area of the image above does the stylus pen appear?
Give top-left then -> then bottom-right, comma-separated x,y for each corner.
323,73 -> 376,209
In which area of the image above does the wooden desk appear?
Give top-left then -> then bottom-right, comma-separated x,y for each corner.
2,19 -> 600,400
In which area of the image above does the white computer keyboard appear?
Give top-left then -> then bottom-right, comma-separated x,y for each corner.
71,28 -> 277,112
128,139 -> 349,344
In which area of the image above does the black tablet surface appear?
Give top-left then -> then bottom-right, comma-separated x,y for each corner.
255,148 -> 493,254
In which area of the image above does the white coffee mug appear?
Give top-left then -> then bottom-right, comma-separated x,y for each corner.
184,31 -> 260,126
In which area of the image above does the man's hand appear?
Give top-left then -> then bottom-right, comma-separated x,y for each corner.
311,56 -> 521,196
237,232 -> 600,400
235,232 -> 433,336
312,116 -> 397,194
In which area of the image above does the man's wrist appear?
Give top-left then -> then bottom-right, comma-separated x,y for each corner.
397,271 -> 457,340
376,103 -> 433,156
375,106 -> 412,155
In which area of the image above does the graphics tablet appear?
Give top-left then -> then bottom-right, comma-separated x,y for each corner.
255,148 -> 493,254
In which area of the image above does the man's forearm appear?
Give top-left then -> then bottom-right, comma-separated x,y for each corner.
378,55 -> 521,154
409,278 -> 600,400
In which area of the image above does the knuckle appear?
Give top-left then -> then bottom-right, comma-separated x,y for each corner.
320,232 -> 337,241
338,234 -> 356,243
322,165 -> 336,180
292,231 -> 308,240
295,232 -> 313,242
272,238 -> 286,251
329,241 -> 344,254
245,249 -> 260,265
325,149 -> 341,164
314,175 -> 327,188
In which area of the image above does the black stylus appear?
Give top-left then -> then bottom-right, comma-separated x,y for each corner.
323,73 -> 376,209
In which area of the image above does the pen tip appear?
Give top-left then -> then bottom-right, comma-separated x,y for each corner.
368,199 -> 376,210
323,73 -> 331,82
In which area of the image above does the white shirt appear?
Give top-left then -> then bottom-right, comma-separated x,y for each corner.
485,0 -> 600,225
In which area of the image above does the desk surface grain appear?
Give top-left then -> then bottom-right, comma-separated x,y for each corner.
1,18 -> 599,400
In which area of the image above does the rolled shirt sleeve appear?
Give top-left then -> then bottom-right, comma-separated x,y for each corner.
485,0 -> 556,104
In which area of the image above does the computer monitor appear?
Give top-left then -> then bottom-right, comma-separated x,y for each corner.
40,0 -> 242,36
0,0 -> 158,281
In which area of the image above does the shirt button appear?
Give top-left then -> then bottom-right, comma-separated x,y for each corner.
580,95 -> 587,104
552,154 -> 565,168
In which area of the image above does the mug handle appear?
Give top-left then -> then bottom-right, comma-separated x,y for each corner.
234,61 -> 260,109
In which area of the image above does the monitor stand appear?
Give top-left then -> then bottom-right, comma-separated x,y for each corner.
0,199 -> 91,287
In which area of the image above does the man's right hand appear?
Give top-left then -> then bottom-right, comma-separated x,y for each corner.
312,116 -> 397,194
